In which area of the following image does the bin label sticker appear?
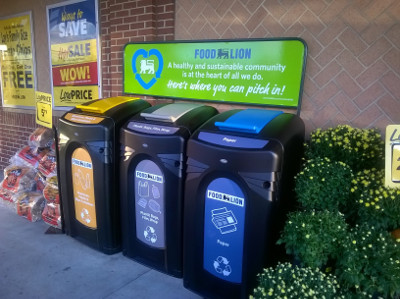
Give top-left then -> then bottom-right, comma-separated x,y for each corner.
203,177 -> 245,283
127,121 -> 179,135
64,113 -> 105,124
71,148 -> 97,229
135,160 -> 165,248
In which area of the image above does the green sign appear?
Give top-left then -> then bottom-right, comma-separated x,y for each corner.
123,39 -> 307,109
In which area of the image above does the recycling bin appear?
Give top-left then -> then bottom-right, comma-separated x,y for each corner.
58,96 -> 150,254
183,108 -> 305,298
119,102 -> 218,277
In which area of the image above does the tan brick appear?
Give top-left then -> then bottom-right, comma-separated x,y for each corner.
352,104 -> 382,128
359,37 -> 391,66
362,0 -> 393,20
354,82 -> 386,109
378,94 -> 400,122
336,49 -> 365,78
336,71 -> 362,98
381,71 -> 400,99
383,48 -> 400,73
315,40 -> 344,67
332,91 -> 360,120
314,60 -> 341,87
356,60 -> 389,88
339,28 -> 368,56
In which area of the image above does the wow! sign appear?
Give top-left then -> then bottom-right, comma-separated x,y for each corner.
123,39 -> 307,109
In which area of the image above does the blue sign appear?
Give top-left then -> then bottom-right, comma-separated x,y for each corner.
48,0 -> 97,44
203,177 -> 246,283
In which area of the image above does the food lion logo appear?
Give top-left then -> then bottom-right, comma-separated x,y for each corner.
131,49 -> 163,89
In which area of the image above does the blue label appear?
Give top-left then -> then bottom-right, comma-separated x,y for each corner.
198,132 -> 268,149
203,178 -> 245,283
135,160 -> 165,248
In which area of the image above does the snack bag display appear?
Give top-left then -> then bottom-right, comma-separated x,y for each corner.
10,146 -> 49,168
14,191 -> 45,222
28,127 -> 53,148
2,165 -> 36,193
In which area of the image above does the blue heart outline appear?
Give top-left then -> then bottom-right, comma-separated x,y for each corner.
132,49 -> 164,90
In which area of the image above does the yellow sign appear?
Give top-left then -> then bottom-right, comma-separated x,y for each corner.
0,14 -> 36,107
53,85 -> 99,107
35,91 -> 52,128
385,125 -> 400,188
71,148 -> 97,229
51,39 -> 97,66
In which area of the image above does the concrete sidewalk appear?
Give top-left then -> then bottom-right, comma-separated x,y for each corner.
0,206 -> 201,299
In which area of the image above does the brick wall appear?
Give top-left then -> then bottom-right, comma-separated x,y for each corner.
100,0 -> 175,98
175,0 -> 400,136
0,111 -> 38,169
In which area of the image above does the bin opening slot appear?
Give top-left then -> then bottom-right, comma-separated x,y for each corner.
77,96 -> 140,114
140,103 -> 203,123
215,109 -> 283,134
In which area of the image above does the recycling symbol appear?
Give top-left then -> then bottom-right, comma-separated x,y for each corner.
213,256 -> 232,277
144,226 -> 157,244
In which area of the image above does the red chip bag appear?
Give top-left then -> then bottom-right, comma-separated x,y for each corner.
38,152 -> 57,178
28,127 -> 53,148
10,146 -> 49,168
43,183 -> 59,204
14,191 -> 45,222
2,165 -> 35,193
42,203 -> 61,229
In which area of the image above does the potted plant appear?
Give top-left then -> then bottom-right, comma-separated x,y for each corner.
335,224 -> 400,298
295,157 -> 353,212
277,210 -> 348,269
251,262 -> 345,298
356,185 -> 400,231
305,125 -> 384,172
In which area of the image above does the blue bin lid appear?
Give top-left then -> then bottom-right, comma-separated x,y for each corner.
215,109 -> 283,134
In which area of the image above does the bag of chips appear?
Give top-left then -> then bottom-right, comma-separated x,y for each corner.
10,146 -> 49,169
38,151 -> 57,178
28,127 -> 53,148
42,202 -> 62,229
43,183 -> 59,204
2,165 -> 36,193
14,191 -> 45,222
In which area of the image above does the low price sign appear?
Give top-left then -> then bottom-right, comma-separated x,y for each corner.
124,39 -> 307,109
35,91 -> 52,128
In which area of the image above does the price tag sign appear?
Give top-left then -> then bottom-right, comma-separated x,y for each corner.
385,125 -> 400,188
35,91 -> 53,128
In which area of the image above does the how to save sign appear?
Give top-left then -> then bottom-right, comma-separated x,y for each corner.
124,39 -> 307,109
47,0 -> 100,107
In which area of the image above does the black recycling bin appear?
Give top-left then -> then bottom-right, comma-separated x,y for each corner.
119,102 -> 218,277
183,108 -> 305,298
58,96 -> 150,254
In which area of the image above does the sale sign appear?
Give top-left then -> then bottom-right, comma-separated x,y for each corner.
47,0 -> 100,107
0,13 -> 36,107
124,39 -> 307,110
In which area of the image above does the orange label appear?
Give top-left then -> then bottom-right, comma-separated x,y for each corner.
71,148 -> 97,229
64,113 -> 104,124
